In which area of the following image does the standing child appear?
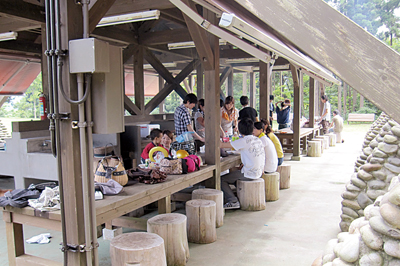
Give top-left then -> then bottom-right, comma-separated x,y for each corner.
220,118 -> 265,209
253,122 -> 278,173
141,129 -> 163,164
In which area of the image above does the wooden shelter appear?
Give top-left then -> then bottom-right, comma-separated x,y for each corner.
1,0 -> 400,265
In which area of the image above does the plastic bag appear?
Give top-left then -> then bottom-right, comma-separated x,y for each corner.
176,132 -> 194,143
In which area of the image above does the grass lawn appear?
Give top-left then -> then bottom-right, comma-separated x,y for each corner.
342,122 -> 373,133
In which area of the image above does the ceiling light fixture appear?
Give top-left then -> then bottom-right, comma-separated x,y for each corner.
168,40 -> 227,50
97,10 -> 161,27
219,12 -> 339,84
0,32 -> 18,42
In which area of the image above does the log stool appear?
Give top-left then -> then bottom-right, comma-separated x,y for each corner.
315,136 -> 329,149
192,188 -> 224,228
110,232 -> 167,266
311,138 -> 324,154
277,164 -> 291,189
326,133 -> 336,147
237,178 -> 266,211
186,199 -> 217,244
335,132 -> 342,143
147,213 -> 189,266
308,140 -> 322,157
262,172 -> 280,201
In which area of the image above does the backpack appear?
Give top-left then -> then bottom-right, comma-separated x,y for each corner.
184,155 -> 201,173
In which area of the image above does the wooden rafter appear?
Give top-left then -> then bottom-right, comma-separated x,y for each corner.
0,0 -> 45,24
124,95 -> 141,115
140,29 -> 192,45
89,0 -> 117,33
0,18 -> 40,33
144,59 -> 199,114
91,27 -> 138,45
182,0 -> 214,70
0,41 -> 42,55
106,0 -> 174,17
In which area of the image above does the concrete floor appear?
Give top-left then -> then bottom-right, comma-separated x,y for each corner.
0,127 -> 365,266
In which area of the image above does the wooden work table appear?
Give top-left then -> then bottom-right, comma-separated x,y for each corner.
274,126 -> 321,154
3,154 -> 241,266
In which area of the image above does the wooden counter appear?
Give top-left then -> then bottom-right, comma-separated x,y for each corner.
3,154 -> 241,266
274,126 -> 321,153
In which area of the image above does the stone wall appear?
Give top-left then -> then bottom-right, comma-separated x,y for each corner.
340,114 -> 400,232
314,174 -> 400,266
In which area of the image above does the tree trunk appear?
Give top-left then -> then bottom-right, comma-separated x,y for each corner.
237,178 -> 266,211
192,188 -> 224,228
277,164 -> 291,189
110,232 -> 167,266
262,172 -> 280,201
307,140 -> 322,157
186,199 -> 217,244
147,213 -> 189,266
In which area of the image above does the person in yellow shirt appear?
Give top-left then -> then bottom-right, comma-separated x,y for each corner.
261,118 -> 284,166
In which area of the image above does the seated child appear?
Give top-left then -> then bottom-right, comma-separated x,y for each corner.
261,118 -> 284,166
253,122 -> 278,173
141,128 -> 163,164
220,118 -> 265,209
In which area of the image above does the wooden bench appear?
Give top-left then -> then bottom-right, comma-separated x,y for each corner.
347,113 -> 375,124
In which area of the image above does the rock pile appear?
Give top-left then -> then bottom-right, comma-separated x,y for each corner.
313,174 -> 400,266
340,117 -> 400,232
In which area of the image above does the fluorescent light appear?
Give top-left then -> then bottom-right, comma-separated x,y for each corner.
219,13 -> 339,85
168,40 -> 227,50
169,0 -> 272,63
143,62 -> 176,69
97,10 -> 160,27
225,58 -> 260,64
0,32 -> 18,41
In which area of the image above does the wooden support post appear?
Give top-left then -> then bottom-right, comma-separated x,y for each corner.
343,82 -> 347,118
250,71 -> 256,108
338,82 -> 342,115
360,94 -> 364,108
6,220 -> 25,266
203,10 -> 221,189
309,77 -> 315,128
196,63 -> 204,98
59,0 -> 88,264
259,59 -> 270,120
158,195 -> 172,214
291,64 -> 301,161
41,25 -> 49,99
134,46 -> 144,113
242,73 -> 247,95
227,70 -> 233,96
158,75 -> 164,114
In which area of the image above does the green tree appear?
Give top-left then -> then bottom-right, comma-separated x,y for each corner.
1,74 -> 42,119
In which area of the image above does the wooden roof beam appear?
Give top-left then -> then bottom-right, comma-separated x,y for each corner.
91,27 -> 138,45
106,0 -> 175,17
0,0 -> 45,24
182,0 -> 214,70
0,40 -> 42,55
140,29 -> 192,45
124,95 -> 141,115
89,0 -> 117,33
0,18 -> 40,33
144,59 -> 199,114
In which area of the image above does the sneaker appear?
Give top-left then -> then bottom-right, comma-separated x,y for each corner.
224,201 -> 240,209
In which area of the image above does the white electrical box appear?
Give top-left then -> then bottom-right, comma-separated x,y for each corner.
69,38 -> 110,73
91,45 -> 124,134
139,124 -> 160,138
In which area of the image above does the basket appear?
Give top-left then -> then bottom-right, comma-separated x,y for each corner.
94,156 -> 128,186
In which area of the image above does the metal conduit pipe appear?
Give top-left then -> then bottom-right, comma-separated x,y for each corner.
46,0 -> 67,265
84,74 -> 99,265
80,0 -> 98,265
77,73 -> 93,266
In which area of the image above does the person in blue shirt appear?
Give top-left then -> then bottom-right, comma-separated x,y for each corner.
275,99 -> 291,130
